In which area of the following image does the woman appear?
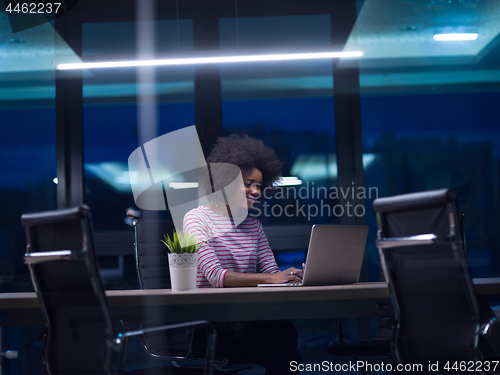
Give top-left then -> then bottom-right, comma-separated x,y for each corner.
183,134 -> 302,374
184,134 -> 303,287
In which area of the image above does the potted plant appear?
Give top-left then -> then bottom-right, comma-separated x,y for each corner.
161,231 -> 199,291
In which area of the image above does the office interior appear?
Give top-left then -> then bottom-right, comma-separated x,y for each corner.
1,0 -> 500,373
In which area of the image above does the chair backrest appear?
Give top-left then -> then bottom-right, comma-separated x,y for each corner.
131,216 -> 192,359
21,205 -> 114,375
373,189 -> 481,366
133,217 -> 175,290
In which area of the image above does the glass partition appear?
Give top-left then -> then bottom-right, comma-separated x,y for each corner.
220,15 -> 339,227
352,0 -> 500,279
3,0 -> 500,372
82,20 -> 195,232
0,19 -> 57,292
0,15 -> 57,375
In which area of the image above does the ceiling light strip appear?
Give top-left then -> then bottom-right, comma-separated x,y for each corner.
433,33 -> 478,41
56,51 -> 364,70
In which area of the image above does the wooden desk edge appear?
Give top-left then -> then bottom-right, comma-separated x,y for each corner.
1,283 -> 389,310
106,282 -> 391,306
2,278 -> 500,311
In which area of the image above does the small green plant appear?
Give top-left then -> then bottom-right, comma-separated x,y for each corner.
161,231 -> 198,254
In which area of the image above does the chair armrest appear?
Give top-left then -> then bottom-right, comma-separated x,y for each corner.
376,234 -> 456,249
24,250 -> 83,264
112,320 -> 216,375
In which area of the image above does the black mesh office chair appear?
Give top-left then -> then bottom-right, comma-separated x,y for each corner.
131,215 -> 192,365
127,212 -> 256,373
21,205 -> 215,375
373,189 -> 500,368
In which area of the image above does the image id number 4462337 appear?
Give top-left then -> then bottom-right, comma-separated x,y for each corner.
443,361 -> 499,372
5,2 -> 62,13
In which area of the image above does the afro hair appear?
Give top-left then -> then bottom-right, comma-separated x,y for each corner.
206,134 -> 283,189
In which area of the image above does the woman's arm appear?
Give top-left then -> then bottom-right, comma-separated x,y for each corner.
221,219 -> 303,287
223,267 -> 303,287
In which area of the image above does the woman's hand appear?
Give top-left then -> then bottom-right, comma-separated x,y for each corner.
267,267 -> 303,284
222,265 -> 305,287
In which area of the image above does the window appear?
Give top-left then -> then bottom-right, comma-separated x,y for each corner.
355,0 -> 500,279
0,21 -> 57,292
220,15 -> 340,228
82,20 -> 195,231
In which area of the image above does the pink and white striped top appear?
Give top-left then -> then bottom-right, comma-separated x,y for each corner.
183,206 -> 280,288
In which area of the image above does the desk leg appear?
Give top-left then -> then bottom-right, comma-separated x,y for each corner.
357,317 -> 371,341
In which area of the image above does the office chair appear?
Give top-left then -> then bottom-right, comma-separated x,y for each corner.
373,188 -> 500,368
127,212 -> 256,373
21,205 -> 215,375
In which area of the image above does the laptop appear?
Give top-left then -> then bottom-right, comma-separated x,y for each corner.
258,225 -> 368,287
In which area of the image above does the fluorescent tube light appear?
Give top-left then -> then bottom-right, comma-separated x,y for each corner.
275,176 -> 303,186
433,33 -> 478,41
56,50 -> 364,70
168,182 -> 199,189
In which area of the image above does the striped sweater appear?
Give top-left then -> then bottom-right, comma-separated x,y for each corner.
183,205 -> 280,288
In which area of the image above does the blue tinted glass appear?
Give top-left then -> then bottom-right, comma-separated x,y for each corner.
82,21 -> 195,232
220,15 -> 338,230
0,22 -> 57,293
356,0 -> 500,279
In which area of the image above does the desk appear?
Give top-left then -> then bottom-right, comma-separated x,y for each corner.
2,278 -> 500,327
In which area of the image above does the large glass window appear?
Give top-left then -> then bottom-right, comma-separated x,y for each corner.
4,2 -> 500,372
353,0 -> 500,279
80,20 -> 196,289
219,15 -> 337,268
0,17 -> 58,375
362,92 -> 500,279
0,21 -> 57,292
82,20 -> 195,232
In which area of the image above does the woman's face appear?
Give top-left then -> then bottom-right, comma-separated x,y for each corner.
243,168 -> 263,210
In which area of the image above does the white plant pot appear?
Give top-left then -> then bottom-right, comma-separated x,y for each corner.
168,252 -> 198,291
